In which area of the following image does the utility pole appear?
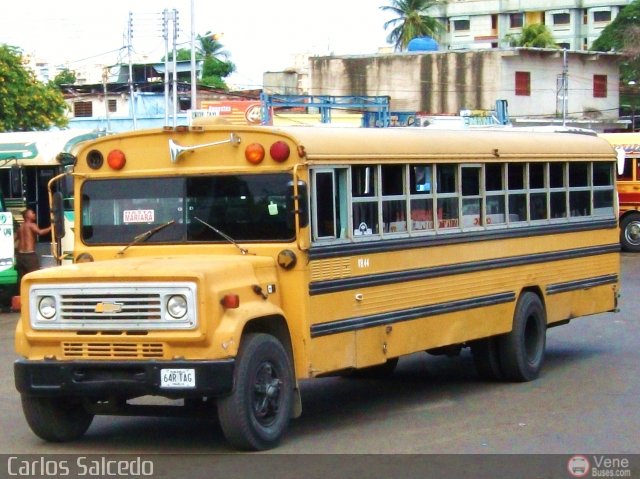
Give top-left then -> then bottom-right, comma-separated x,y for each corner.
163,9 -> 170,126
172,9 -> 179,128
562,49 -> 568,126
127,11 -> 137,130
190,0 -> 197,111
161,9 -> 179,127
102,67 -> 111,132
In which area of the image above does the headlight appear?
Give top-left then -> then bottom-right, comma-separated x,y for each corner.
38,296 -> 57,319
167,295 -> 188,319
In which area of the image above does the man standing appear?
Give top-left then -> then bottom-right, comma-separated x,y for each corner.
16,209 -> 51,284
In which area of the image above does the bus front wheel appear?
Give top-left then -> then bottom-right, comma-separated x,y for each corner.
498,292 -> 546,382
620,214 -> 640,252
217,333 -> 294,451
21,395 -> 94,442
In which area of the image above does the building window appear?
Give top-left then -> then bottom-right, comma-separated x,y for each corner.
453,19 -> 470,31
108,99 -> 117,113
552,13 -> 571,25
509,13 -> 523,28
515,71 -> 531,96
491,15 -> 498,31
593,75 -> 607,98
73,101 -> 93,117
593,10 -> 612,23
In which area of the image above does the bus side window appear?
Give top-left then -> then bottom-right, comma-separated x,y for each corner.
352,166 -> 379,236
312,169 -> 348,241
507,163 -> 527,222
485,163 -> 506,225
436,164 -> 458,228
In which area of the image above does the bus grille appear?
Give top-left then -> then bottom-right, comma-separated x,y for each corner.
60,293 -> 162,321
62,342 -> 165,359
29,282 -> 198,331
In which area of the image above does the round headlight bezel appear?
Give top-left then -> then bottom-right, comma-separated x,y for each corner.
167,295 -> 188,320
38,296 -> 57,320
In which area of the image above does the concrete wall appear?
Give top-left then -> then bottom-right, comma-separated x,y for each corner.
310,49 -> 621,119
310,51 -> 499,114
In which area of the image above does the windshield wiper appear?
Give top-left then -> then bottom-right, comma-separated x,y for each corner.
193,216 -> 250,255
117,220 -> 176,256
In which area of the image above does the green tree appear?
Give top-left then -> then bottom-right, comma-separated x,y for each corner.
0,44 -> 68,131
380,0 -> 445,52
591,0 -> 640,83
196,32 -> 235,89
164,33 -> 235,89
165,48 -> 192,62
51,68 -> 76,88
505,23 -> 558,48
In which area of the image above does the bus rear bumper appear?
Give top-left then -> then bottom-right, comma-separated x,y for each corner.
14,359 -> 235,398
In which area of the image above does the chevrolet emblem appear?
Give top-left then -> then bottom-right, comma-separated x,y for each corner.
94,302 -> 123,314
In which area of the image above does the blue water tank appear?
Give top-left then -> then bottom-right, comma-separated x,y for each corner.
407,36 -> 439,52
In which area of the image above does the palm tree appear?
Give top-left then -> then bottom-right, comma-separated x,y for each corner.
196,32 -> 235,89
380,0 -> 445,51
505,24 -> 558,48
197,31 -> 230,60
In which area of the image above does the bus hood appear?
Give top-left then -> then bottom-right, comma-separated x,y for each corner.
24,255 -> 277,284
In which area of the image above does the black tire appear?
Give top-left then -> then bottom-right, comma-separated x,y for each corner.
217,333 -> 294,451
348,357 -> 399,378
21,395 -> 94,442
620,214 -> 640,252
470,337 -> 504,381
498,292 -> 547,382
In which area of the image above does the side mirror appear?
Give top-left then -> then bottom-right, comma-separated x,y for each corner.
52,192 -> 66,239
616,147 -> 626,176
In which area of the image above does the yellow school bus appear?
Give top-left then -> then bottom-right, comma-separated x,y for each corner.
599,132 -> 640,251
14,126 -> 620,450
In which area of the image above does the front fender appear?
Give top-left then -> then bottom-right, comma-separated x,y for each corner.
211,300 -> 286,357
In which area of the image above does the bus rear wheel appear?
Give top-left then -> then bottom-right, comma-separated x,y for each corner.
620,214 -> 640,252
498,292 -> 546,382
21,395 -> 94,442
217,333 -> 294,451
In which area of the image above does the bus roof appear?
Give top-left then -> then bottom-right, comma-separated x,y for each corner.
269,126 -> 616,161
0,129 -> 105,166
599,132 -> 640,158
73,126 -> 617,166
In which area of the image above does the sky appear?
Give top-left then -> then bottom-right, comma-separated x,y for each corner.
0,0 -> 395,89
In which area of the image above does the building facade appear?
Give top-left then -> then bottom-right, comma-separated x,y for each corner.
429,0 -> 632,51
310,48 -> 624,129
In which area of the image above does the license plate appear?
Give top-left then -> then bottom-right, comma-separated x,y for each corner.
160,368 -> 196,388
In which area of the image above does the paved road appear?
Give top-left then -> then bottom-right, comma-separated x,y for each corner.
0,255 -> 638,461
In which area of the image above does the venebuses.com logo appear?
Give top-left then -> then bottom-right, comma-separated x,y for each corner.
568,456 -> 590,477
568,455 -> 632,478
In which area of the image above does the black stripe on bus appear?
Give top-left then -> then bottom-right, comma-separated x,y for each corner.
546,274 -> 619,295
310,291 -> 516,338
308,219 -> 617,260
309,244 -> 619,296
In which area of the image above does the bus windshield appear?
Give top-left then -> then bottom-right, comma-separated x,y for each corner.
80,173 -> 296,244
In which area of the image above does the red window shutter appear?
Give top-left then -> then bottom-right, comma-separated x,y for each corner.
593,75 -> 607,98
515,71 -> 531,96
